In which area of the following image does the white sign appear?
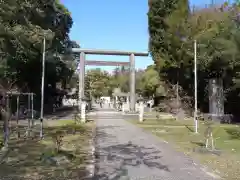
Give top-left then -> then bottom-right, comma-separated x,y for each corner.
113,88 -> 121,94
123,103 -> 129,112
62,98 -> 77,106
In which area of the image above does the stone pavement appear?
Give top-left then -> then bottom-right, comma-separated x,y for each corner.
91,106 -> 221,180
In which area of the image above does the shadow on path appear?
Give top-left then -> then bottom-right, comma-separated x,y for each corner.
94,127 -> 169,179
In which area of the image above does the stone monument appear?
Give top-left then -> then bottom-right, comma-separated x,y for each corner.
209,78 -> 224,122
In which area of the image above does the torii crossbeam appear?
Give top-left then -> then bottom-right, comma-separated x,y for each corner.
85,60 -> 129,66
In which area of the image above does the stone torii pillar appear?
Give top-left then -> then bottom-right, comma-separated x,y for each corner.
130,53 -> 135,112
78,52 -> 85,111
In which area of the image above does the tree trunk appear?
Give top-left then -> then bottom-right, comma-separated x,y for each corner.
1,101 -> 10,147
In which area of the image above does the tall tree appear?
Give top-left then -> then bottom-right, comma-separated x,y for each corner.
85,69 -> 112,98
148,0 -> 240,115
0,0 -> 75,110
139,65 -> 160,97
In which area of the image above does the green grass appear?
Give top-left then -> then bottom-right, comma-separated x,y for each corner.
129,118 -> 240,180
50,119 -> 76,126
0,119 -> 95,179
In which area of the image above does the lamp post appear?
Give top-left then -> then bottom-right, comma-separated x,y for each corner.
40,35 -> 46,139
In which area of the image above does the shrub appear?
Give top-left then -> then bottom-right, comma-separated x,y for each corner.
51,130 -> 65,153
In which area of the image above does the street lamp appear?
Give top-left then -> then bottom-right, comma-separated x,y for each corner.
40,35 -> 46,139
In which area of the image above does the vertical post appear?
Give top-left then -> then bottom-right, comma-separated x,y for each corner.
194,40 -> 198,133
122,103 -> 125,114
115,96 -> 118,109
130,53 -> 135,112
4,95 -> 9,148
81,101 -> 86,123
78,52 -> 85,114
176,81 -> 179,118
127,96 -> 129,111
31,93 -> 34,126
139,101 -> 144,122
88,100 -> 91,111
27,94 -> 30,137
16,95 -> 20,138
40,36 -> 46,139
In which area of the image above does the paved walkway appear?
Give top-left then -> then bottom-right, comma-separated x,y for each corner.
91,106 -> 221,180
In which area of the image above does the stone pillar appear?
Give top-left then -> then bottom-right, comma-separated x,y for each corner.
115,96 -> 118,109
88,101 -> 91,111
127,96 -> 130,111
122,103 -> 125,114
139,101 -> 144,122
149,99 -> 153,112
130,54 -> 135,112
78,52 -> 85,112
81,101 -> 86,123
209,78 -> 224,121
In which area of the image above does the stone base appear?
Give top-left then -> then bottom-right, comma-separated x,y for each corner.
123,111 -> 138,115
193,147 -> 221,156
203,114 -> 233,124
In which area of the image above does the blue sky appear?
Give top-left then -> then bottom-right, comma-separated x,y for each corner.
62,0 -> 224,71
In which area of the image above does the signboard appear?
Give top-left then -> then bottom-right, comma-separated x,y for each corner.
113,88 -> 121,94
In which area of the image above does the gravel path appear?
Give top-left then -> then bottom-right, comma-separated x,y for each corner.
92,106 -> 221,180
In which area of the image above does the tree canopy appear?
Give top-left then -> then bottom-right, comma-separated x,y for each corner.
0,0 -> 78,110
82,66 -> 162,99
148,0 -> 240,115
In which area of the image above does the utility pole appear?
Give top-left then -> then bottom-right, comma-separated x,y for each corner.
194,40 -> 198,133
176,80 -> 179,119
40,35 -> 46,138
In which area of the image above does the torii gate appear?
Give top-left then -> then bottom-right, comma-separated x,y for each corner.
72,48 -> 149,112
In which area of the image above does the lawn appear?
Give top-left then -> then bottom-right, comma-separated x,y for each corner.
0,119 -> 95,180
129,117 -> 240,180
